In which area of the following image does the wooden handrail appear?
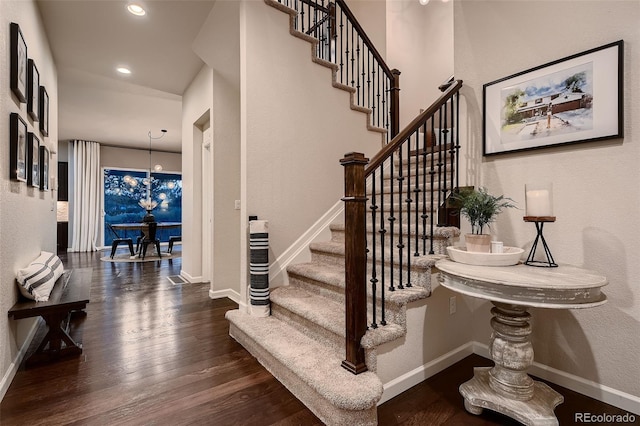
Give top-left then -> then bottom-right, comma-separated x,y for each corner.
365,79 -> 463,175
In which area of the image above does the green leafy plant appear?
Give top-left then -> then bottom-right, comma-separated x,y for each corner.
451,187 -> 517,235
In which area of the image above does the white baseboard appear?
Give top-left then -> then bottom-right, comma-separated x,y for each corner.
0,319 -> 41,402
268,199 -> 343,288
209,288 -> 244,308
379,342 -> 475,405
473,342 -> 640,415
180,270 -> 204,283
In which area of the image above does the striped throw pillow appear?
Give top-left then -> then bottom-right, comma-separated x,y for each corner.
16,252 -> 64,302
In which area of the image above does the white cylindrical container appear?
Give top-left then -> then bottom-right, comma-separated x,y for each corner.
491,241 -> 504,254
525,183 -> 553,217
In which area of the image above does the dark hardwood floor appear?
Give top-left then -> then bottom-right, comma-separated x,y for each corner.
1,251 -> 633,425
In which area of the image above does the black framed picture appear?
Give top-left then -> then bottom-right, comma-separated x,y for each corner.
483,40 -> 623,156
27,132 -> 40,188
39,145 -> 49,191
39,86 -> 49,137
10,22 -> 28,103
10,113 -> 28,182
27,59 -> 40,121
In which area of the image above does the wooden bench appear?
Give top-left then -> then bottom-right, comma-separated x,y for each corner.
8,268 -> 92,367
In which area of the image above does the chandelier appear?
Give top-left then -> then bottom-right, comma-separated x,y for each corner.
138,129 -> 166,216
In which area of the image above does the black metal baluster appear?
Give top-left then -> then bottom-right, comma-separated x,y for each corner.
441,103 -> 448,211
421,122 -> 428,255
414,131 -> 420,257
429,117 -> 436,254
388,150 -> 396,292
379,163 -> 386,326
356,37 -> 360,102
436,106 -> 443,226
350,24 -> 355,89
367,50 -> 372,114
449,98 -> 457,191
455,92 -> 461,191
370,171 -> 378,329
339,8 -> 344,84
358,37 -> 366,106
397,139 -> 404,290
372,63 -> 377,128
405,137 -> 412,288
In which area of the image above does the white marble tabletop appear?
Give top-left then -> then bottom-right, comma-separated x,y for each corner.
436,259 -> 608,309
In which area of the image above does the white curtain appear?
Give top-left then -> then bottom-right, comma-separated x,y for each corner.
71,140 -> 101,252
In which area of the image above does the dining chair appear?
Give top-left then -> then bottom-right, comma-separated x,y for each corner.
167,235 -> 181,254
107,224 -> 135,259
140,222 -> 162,260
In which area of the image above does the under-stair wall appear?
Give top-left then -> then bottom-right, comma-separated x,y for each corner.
241,0 -> 383,289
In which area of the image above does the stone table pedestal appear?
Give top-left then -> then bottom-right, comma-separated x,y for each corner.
436,260 -> 607,426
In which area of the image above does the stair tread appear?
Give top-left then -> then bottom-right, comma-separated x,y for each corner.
271,286 -> 407,349
286,261 -> 433,306
271,286 -> 345,337
309,240 -> 443,270
226,309 -> 383,410
330,222 -> 460,239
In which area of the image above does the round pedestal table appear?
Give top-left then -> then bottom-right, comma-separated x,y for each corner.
435,259 -> 607,426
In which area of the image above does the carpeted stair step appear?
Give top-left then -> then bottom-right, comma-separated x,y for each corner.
286,260 -> 432,316
270,286 -> 407,354
226,309 -> 382,425
309,240 -> 442,284
329,223 -> 459,255
368,179 -> 453,195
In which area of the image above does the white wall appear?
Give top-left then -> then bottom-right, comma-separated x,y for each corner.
240,0 -> 384,305
454,0 -> 640,403
387,0 -> 454,127
181,66 -> 213,282
100,145 -> 181,172
187,0 -> 242,298
0,0 -> 58,399
344,0 -> 387,59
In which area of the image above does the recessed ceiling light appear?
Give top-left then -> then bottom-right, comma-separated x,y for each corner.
127,3 -> 146,16
117,67 -> 131,75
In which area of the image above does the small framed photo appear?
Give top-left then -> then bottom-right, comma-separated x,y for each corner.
10,22 -> 28,103
39,86 -> 49,136
39,145 -> 49,191
27,132 -> 40,188
27,59 -> 40,121
483,40 -> 623,156
9,113 -> 28,182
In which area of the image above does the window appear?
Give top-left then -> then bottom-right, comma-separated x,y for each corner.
103,168 -> 182,246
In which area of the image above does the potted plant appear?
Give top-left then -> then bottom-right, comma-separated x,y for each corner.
452,187 -> 517,253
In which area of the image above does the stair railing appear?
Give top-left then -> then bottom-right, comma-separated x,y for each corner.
271,0 -> 400,140
341,80 -> 463,374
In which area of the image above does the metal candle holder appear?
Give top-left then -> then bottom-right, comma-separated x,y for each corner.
523,216 -> 557,267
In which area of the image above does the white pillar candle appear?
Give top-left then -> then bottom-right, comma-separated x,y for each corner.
525,189 -> 552,216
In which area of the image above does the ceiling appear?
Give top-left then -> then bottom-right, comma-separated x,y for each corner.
37,0 -> 217,152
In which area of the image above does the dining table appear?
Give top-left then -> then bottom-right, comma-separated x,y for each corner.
110,222 -> 182,232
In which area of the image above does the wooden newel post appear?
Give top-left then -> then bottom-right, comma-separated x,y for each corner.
390,69 -> 401,139
340,152 -> 369,374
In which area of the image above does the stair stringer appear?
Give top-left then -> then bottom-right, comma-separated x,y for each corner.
264,0 -> 388,144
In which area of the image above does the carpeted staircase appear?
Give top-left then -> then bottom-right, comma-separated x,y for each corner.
226,1 -> 460,424
226,152 -> 459,425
